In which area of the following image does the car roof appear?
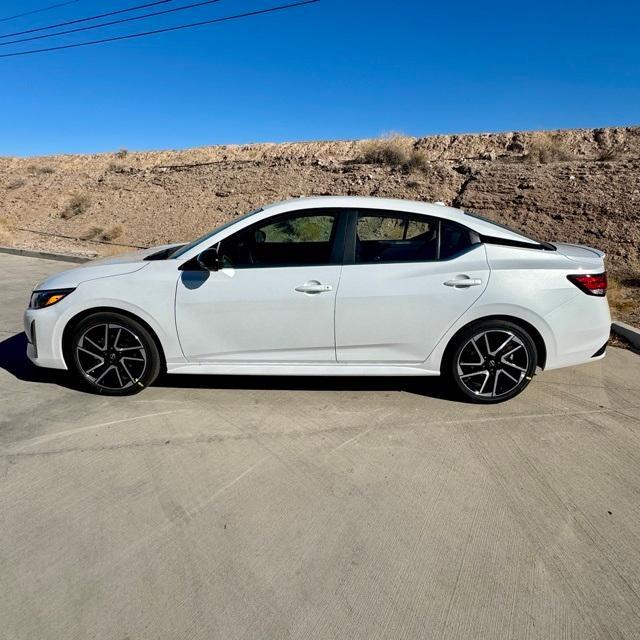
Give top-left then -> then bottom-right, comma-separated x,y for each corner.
263,196 -> 538,244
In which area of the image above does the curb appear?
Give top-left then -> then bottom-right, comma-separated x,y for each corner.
612,321 -> 640,350
0,246 -> 91,264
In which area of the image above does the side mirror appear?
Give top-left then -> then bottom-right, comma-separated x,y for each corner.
196,246 -> 220,271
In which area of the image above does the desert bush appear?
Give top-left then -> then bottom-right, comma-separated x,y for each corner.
82,226 -> 104,240
607,277 -> 636,317
596,145 -> 624,162
359,135 -> 431,174
6,178 -> 26,190
61,194 -> 91,219
100,225 -> 123,242
81,225 -> 122,242
36,166 -> 55,175
359,135 -> 409,167
115,148 -> 128,159
523,134 -> 572,163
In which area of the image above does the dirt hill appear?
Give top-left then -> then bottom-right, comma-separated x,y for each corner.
1,126 -> 639,324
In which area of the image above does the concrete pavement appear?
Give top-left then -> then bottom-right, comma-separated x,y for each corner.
1,252 -> 640,639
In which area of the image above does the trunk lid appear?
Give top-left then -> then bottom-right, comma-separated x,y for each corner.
554,242 -> 605,270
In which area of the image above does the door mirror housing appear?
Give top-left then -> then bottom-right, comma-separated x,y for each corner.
196,246 -> 220,271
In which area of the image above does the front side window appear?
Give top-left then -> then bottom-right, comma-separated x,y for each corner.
219,211 -> 339,268
355,211 -> 473,263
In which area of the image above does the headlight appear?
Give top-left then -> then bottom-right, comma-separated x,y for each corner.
29,288 -> 75,309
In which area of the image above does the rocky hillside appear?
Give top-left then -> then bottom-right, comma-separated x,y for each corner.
1,126 -> 639,322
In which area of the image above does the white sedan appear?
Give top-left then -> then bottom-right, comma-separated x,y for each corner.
24,196 -> 611,403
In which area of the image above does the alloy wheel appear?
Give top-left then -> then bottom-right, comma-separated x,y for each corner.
75,323 -> 148,391
456,329 -> 530,399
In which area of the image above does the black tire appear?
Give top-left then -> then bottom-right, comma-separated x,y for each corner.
445,319 -> 538,404
66,311 -> 161,395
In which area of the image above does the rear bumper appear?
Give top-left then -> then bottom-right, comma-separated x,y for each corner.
543,294 -> 611,370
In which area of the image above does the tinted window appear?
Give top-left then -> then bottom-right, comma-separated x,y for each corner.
355,212 -> 473,263
356,213 -> 438,263
440,220 -> 472,259
219,211 -> 338,268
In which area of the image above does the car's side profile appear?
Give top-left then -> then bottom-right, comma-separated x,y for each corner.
24,196 -> 611,403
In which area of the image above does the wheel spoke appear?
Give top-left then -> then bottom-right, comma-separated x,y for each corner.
491,370 -> 500,396
94,364 -> 115,385
470,338 -> 485,362
114,366 -> 124,388
501,359 -> 527,373
120,360 -> 136,384
113,328 -> 122,350
84,336 -> 105,353
104,324 -> 110,350
460,369 -> 489,380
493,335 -> 513,356
500,368 -> 521,385
478,370 -> 491,395
78,345 -> 103,360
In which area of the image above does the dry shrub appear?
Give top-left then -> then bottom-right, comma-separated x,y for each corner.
607,277 -> 637,317
6,178 -> 26,190
36,166 -> 55,175
101,225 -> 123,242
359,135 -> 431,174
61,194 -> 91,219
596,145 -> 624,162
524,134 -> 572,163
82,226 -> 104,240
81,225 -> 122,242
115,148 -> 128,159
359,134 -> 409,166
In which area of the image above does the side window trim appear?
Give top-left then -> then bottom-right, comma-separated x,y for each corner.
214,208 -> 348,270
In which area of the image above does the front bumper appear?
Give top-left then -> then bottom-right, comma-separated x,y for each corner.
24,307 -> 68,370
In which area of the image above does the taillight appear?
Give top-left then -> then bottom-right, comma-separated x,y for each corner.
567,272 -> 607,296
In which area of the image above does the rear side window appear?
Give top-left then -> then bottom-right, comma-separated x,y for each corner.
355,211 -> 473,263
440,220 -> 472,259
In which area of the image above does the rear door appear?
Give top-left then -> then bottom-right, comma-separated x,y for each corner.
335,209 -> 490,363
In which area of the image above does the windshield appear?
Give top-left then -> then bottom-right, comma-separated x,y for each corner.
170,208 -> 263,259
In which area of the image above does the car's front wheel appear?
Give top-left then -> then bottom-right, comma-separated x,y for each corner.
67,312 -> 161,395
446,320 -> 538,403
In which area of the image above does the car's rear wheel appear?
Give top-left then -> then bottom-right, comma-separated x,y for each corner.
446,320 -> 537,403
67,312 -> 161,395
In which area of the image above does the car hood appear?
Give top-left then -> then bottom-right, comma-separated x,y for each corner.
33,243 -> 181,290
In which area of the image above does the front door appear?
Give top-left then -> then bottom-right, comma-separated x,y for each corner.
335,210 -> 490,363
175,210 -> 344,363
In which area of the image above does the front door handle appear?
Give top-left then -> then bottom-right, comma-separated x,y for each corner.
295,281 -> 333,294
444,277 -> 483,288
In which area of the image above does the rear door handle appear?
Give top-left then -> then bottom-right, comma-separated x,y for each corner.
444,277 -> 483,288
295,281 -> 333,294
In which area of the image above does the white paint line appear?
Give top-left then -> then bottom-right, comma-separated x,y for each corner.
9,411 -> 179,452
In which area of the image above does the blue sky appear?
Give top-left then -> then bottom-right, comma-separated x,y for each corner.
1,0 -> 639,156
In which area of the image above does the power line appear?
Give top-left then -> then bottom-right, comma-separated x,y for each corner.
0,0 -> 320,58
0,1 -> 83,24
1,0 -> 224,46
0,0 -> 174,39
